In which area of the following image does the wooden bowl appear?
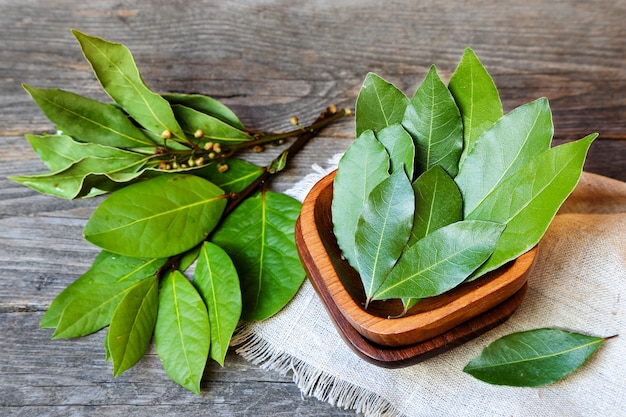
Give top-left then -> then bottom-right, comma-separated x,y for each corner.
295,170 -> 538,367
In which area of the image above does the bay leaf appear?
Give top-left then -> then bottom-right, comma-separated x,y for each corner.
41,252 -> 166,329
402,165 -> 462,312
409,165 -> 463,245
455,98 -> 553,216
194,242 -> 242,366
52,277 -> 150,339
402,65 -> 464,177
331,130 -> 390,269
371,220 -> 505,301
10,152 -> 148,199
211,191 -> 305,322
23,134 -> 146,172
171,104 -> 252,144
448,47 -> 503,163
83,174 -> 227,257
23,85 -> 153,148
467,134 -> 597,277
155,271 -> 210,395
108,275 -> 159,377
355,72 -> 409,136
163,92 -> 245,129
72,30 -> 188,144
376,124 -> 415,179
464,328 -> 609,387
355,168 -> 415,304
194,158 -> 264,193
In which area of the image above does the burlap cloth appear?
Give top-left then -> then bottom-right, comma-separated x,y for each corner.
234,156 -> 626,417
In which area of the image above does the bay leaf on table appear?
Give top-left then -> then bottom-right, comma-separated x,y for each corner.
194,242 -> 242,366
211,191 -> 305,322
23,85 -> 153,148
23,134 -> 148,172
40,252 -> 165,329
51,274 -> 157,339
10,151 -> 148,199
163,92 -> 246,130
107,274 -> 159,377
83,174 -> 227,257
171,104 -> 253,144
72,30 -> 188,145
464,328 -> 610,387
155,271 -> 210,395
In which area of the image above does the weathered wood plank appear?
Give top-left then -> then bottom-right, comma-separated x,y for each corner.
0,312 -> 356,417
2,0 -> 625,137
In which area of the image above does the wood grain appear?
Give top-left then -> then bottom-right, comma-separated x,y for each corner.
1,0 -> 625,415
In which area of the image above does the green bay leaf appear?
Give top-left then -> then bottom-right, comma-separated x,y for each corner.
402,65 -> 464,177
355,169 -> 415,304
108,275 -> 159,377
23,134 -> 146,172
355,73 -> 409,136
464,328 -> 609,387
376,124 -> 415,179
41,252 -> 166,329
372,220 -> 505,301
163,93 -> 245,130
455,97 -> 553,216
52,277 -> 151,339
211,191 -> 305,322
83,174 -> 227,257
409,165 -> 463,245
171,104 -> 252,144
23,85 -> 153,148
331,130 -> 390,269
194,242 -> 242,366
72,30 -> 188,144
401,165 -> 462,313
448,47 -> 503,163
467,134 -> 597,277
10,152 -> 148,199
155,271 -> 210,395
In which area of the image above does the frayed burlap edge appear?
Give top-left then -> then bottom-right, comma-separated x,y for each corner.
232,325 -> 404,417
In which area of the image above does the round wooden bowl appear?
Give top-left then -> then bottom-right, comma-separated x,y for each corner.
295,170 -> 538,367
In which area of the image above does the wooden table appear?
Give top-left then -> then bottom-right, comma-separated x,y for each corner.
1,1 -> 624,416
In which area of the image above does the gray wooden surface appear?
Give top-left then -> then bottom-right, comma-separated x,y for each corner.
1,1 -> 624,416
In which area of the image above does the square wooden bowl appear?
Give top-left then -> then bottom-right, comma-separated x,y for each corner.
295,170 -> 537,367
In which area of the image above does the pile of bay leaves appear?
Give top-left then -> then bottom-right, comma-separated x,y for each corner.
10,30 -> 345,394
331,49 -> 611,387
332,48 -> 596,310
